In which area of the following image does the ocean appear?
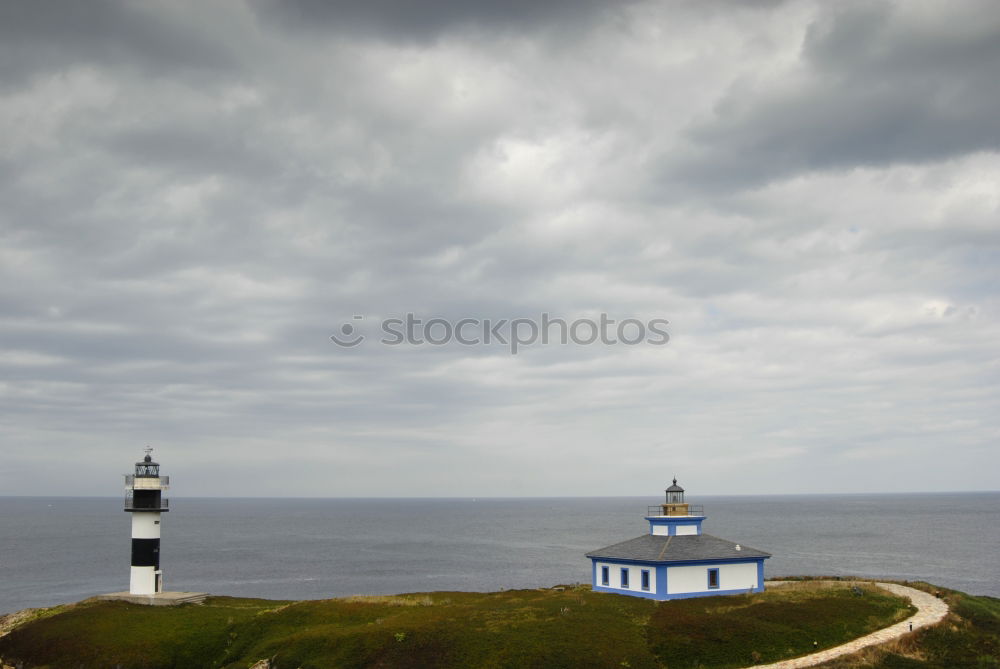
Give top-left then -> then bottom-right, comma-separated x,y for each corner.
1,492 -> 997,615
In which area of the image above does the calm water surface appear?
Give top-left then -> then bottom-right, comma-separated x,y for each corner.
1,492 -> 997,614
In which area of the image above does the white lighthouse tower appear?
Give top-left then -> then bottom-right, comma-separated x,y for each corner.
125,448 -> 169,595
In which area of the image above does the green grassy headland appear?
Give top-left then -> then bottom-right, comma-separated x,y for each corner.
0,579 -> 991,669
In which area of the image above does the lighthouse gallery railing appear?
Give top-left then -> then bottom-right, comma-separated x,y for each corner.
646,504 -> 704,517
125,475 -> 169,488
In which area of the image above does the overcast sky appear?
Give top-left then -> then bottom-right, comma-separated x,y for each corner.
2,0 -> 998,497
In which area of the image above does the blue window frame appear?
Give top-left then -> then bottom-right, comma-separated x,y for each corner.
620,568 -> 629,588
601,566 -> 609,586
707,567 -> 720,589
641,569 -> 650,591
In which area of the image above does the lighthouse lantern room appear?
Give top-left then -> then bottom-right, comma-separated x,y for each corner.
125,448 -> 169,595
662,477 -> 689,516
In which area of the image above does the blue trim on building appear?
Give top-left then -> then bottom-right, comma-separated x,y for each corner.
591,584 -> 665,600
657,586 -> 762,600
590,557 -> 767,601
646,516 -> 705,536
592,582 -> 763,601
586,554 -> 767,567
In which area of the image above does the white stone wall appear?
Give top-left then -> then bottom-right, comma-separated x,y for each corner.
130,566 -> 157,595
648,521 -> 701,536
666,561 -> 758,594
131,512 -> 161,539
594,562 -> 657,593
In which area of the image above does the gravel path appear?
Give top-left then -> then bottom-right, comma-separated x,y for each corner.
749,581 -> 949,668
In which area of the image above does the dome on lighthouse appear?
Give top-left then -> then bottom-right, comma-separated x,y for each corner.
665,477 -> 685,505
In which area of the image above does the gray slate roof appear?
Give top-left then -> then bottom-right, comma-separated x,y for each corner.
586,533 -> 770,563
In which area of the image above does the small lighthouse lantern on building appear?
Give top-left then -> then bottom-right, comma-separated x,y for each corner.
124,447 -> 169,595
662,477 -> 688,516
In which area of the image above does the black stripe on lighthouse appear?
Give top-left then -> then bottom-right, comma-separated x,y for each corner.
131,489 -> 161,509
131,538 -> 161,568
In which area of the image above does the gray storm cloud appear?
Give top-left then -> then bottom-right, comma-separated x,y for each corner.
0,0 -> 997,497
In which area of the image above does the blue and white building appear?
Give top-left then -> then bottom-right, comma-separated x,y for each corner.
586,479 -> 770,600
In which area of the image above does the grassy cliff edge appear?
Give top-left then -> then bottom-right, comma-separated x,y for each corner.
0,580 -> 995,669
